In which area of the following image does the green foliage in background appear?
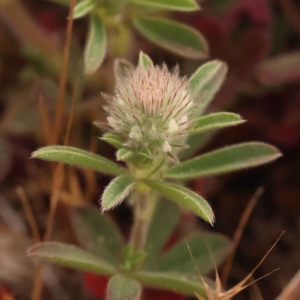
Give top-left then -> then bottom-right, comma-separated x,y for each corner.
53,0 -> 207,73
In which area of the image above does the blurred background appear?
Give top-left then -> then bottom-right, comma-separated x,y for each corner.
0,0 -> 299,299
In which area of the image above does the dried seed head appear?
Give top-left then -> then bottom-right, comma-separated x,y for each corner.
104,64 -> 195,157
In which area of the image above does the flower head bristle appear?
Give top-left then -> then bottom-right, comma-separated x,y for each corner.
104,62 -> 196,157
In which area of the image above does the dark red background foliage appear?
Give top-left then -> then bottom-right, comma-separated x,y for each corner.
0,0 -> 300,299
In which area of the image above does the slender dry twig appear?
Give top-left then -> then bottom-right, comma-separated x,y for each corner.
44,0 -> 76,245
186,241 -> 214,300
16,186 -> 43,300
250,278 -> 264,300
52,0 -> 76,143
224,232 -> 284,297
44,164 -> 65,242
192,232 -> 283,300
16,186 -> 41,243
187,191 -> 283,300
31,264 -> 44,300
30,2 -> 76,299
221,187 -> 264,287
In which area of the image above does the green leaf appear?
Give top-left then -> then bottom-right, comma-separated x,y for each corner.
107,275 -> 141,300
159,232 -> 230,274
100,133 -> 124,149
73,0 -> 96,19
116,148 -> 134,161
70,206 -> 124,265
189,112 -> 245,135
27,242 -> 115,276
84,14 -> 107,74
132,271 -> 213,296
129,0 -> 199,11
114,58 -> 134,80
165,142 -> 282,180
144,199 -> 180,270
102,175 -> 136,211
32,146 -> 126,176
189,60 -> 228,113
133,17 -> 208,59
142,179 -> 214,224
138,51 -> 154,68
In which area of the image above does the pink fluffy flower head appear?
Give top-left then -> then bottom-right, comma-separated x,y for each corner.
104,62 -> 195,157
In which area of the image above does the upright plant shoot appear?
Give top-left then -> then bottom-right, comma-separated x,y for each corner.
28,52 -> 282,299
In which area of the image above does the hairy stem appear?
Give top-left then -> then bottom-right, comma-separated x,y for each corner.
129,155 -> 165,259
129,189 -> 157,252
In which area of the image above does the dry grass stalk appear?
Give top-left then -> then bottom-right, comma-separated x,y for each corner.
188,233 -> 282,300
186,187 -> 283,300
221,187 -> 264,287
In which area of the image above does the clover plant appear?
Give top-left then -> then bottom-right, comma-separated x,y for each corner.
27,51 -> 281,298
26,1 -> 282,299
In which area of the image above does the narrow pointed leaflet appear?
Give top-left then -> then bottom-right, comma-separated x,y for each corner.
32,146 -> 127,176
101,174 -> 136,211
189,112 -> 245,135
133,17 -> 208,59
165,142 -> 282,180
27,242 -> 116,275
142,179 -> 214,224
